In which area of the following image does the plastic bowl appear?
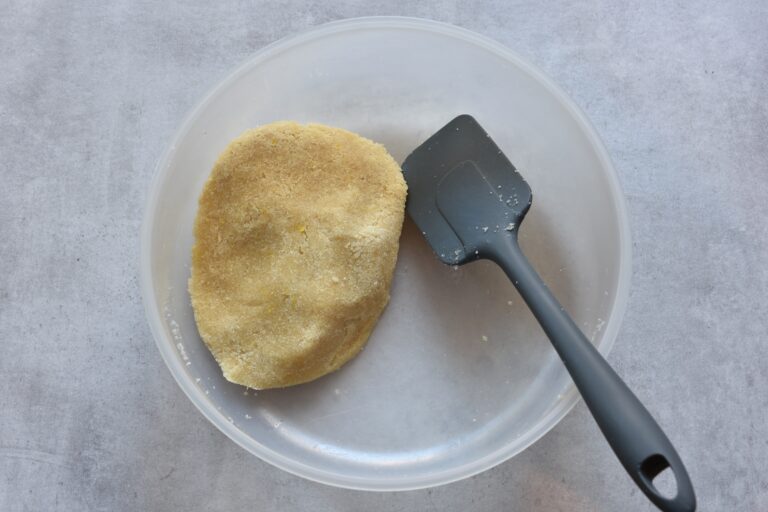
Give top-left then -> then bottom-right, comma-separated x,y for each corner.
141,17 -> 631,491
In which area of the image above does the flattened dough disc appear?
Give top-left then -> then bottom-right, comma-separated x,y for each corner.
189,122 -> 407,389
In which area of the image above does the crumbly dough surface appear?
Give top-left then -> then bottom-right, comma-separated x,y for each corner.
189,122 -> 407,389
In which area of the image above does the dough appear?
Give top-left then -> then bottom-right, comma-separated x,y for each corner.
189,122 -> 407,389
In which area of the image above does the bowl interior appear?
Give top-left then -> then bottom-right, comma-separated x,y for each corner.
142,18 -> 630,490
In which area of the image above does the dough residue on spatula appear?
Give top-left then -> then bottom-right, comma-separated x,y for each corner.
189,122 -> 407,389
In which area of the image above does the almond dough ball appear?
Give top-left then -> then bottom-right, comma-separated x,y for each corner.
189,122 -> 407,389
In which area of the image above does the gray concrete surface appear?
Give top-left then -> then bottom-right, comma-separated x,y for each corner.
1,1 -> 766,510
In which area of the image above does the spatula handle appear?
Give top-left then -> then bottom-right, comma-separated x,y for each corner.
488,236 -> 695,512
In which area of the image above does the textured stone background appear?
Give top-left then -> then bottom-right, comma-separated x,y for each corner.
1,1 -> 766,510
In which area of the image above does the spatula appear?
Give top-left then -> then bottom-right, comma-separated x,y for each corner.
401,115 -> 695,512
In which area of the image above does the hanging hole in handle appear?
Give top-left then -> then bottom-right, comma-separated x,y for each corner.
641,454 -> 677,499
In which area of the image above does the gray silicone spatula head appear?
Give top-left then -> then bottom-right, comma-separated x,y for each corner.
401,115 -> 532,265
